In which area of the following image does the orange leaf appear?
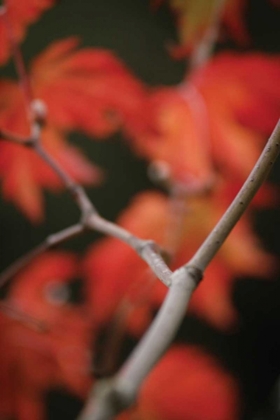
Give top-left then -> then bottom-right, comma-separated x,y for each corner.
127,87 -> 214,188
129,52 -> 280,187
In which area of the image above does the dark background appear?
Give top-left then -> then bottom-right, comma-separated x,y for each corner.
0,0 -> 280,419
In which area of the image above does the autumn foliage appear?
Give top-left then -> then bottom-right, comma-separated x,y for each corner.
0,0 -> 280,419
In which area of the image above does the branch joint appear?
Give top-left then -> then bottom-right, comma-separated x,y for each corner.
184,265 -> 203,287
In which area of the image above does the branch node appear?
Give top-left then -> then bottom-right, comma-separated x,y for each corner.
31,99 -> 48,127
86,378 -> 133,419
134,239 -> 168,260
184,265 -> 203,287
25,137 -> 37,148
80,206 -> 99,228
135,239 -> 156,254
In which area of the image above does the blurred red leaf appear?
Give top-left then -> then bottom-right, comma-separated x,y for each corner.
0,38 -> 154,220
222,0 -> 250,45
223,0 -> 280,45
128,52 -> 280,188
84,189 -> 274,332
127,87 -> 214,189
0,79 -> 101,222
153,0 -> 250,58
0,252 -> 92,420
120,345 -> 240,420
0,0 -> 55,65
30,38 -> 149,138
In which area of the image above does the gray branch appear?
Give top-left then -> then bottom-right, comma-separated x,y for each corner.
78,121 -> 280,420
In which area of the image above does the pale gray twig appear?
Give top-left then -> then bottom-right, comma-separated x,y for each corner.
0,124 -> 172,288
188,120 -> 280,272
86,214 -> 172,287
78,121 -> 280,420
0,224 -> 84,289
3,14 -> 280,419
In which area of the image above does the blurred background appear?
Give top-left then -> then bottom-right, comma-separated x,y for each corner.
0,0 -> 280,419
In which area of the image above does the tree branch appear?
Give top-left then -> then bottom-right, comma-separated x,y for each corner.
0,124 -> 172,288
2,10 -> 280,418
34,138 -> 95,216
85,214 -> 172,287
188,120 -> 280,272
78,120 -> 280,420
1,28 -> 172,289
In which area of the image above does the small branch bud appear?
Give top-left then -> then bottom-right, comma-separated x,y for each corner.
31,99 -> 48,126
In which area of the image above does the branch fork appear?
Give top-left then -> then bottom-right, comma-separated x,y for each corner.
1,9 -> 280,419
78,120 -> 280,420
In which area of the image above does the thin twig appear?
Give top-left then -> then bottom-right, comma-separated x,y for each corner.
0,126 -> 172,288
34,140 -> 95,215
0,125 -> 96,216
86,214 -> 172,287
189,0 -> 227,71
0,301 -> 47,332
1,35 -> 172,289
188,120 -> 280,272
78,121 -> 280,420
0,129 -> 29,144
0,224 -> 84,289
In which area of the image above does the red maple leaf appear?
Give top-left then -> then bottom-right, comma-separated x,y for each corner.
0,252 -> 92,420
0,79 -> 101,221
0,38 -> 153,220
125,86 -> 214,189
118,345 -> 240,420
84,190 -> 274,332
127,52 -> 280,188
0,0 -> 55,65
30,38 -> 149,138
